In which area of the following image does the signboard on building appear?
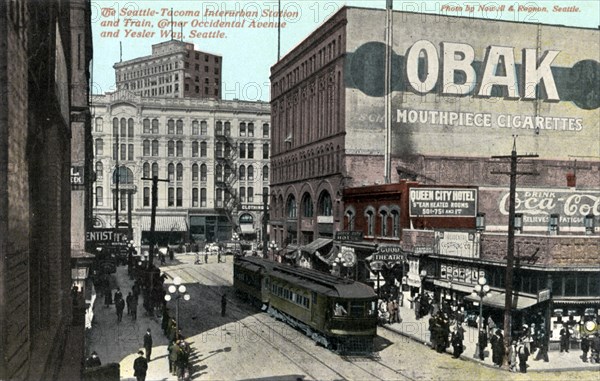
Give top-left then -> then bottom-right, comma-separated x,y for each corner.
71,166 -> 84,186
372,245 -> 406,262
317,215 -> 334,224
538,288 -> 551,303
335,231 -> 364,241
410,188 -> 477,217
239,204 -> 263,211
435,231 -> 478,258
86,228 -> 129,248
441,264 -> 485,285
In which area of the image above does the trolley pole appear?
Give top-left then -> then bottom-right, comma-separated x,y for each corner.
141,175 -> 169,267
491,136 -> 538,365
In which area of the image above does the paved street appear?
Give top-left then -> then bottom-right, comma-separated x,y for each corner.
86,253 -> 600,380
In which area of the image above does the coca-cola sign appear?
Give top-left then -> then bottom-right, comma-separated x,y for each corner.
497,188 -> 600,226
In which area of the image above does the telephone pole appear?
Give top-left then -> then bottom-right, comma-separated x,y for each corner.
491,136 -> 538,364
141,175 -> 169,267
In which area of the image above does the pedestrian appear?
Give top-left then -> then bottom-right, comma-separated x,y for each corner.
414,295 -> 421,320
517,339 -> 530,373
144,328 -> 153,361
114,287 -> 123,304
221,294 -> 227,317
131,296 -> 138,321
491,329 -> 505,367
387,299 -> 395,324
132,282 -> 140,300
85,351 -> 102,368
508,340 -> 518,372
451,327 -> 464,358
169,340 -> 181,376
394,298 -> 401,323
581,333 -> 590,362
560,323 -> 571,352
487,316 -> 496,338
477,329 -> 487,360
126,292 -> 134,316
133,350 -> 148,381
398,292 -> 404,307
115,297 -> 125,323
205,251 -> 208,264
159,250 -> 166,265
217,251 -> 221,263
104,284 -> 112,307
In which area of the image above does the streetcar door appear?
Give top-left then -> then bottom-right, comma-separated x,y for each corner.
310,291 -> 317,324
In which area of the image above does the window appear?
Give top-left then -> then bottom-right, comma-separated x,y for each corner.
200,142 -> 207,157
201,164 -> 207,181
201,188 -> 207,207
143,119 -> 150,133
192,164 -> 198,181
143,187 -> 150,207
224,144 -> 231,158
318,191 -> 332,216
192,188 -> 198,207
168,163 -> 174,182
391,209 -> 400,238
176,141 -> 183,157
120,118 -> 126,137
224,122 -> 231,136
192,120 -> 199,135
287,195 -> 297,218
128,118 -> 134,137
248,123 -> 254,137
380,210 -> 388,236
366,209 -> 375,236
176,163 -> 183,181
248,144 -> 254,159
95,139 -> 104,156
216,188 -> 223,207
95,187 -> 103,206
120,144 -> 126,161
263,123 -> 269,137
248,187 -> 254,202
176,120 -> 183,135
152,163 -> 158,177
168,119 -> 175,134
216,121 -> 223,136
239,165 -> 246,180
302,193 -> 313,217
128,144 -> 134,160
192,141 -> 199,157
239,187 -> 246,202
143,140 -> 150,156
112,143 -> 118,160
216,164 -> 223,181
239,143 -> 246,158
152,140 -> 159,156
224,164 -> 232,181
345,209 -> 355,230
142,162 -> 149,178
168,187 -> 174,207
176,187 -> 183,207
201,121 -> 207,135
263,165 -> 269,181
216,142 -> 223,158
168,140 -> 174,157
95,118 -> 103,132
240,122 -> 246,136
247,165 -> 254,181
112,118 -> 118,136
152,119 -> 159,134
96,162 -> 104,180
263,143 -> 269,159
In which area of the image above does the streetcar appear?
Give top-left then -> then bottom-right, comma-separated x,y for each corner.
233,256 -> 378,354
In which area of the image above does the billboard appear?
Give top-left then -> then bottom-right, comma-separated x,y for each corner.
409,187 -> 477,217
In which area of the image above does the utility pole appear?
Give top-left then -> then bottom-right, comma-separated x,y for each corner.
491,136 -> 538,365
383,0 -> 393,184
141,175 -> 169,267
262,193 -> 269,258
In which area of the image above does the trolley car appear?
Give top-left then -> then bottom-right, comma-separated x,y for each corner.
233,256 -> 378,354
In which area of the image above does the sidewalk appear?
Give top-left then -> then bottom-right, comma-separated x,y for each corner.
383,292 -> 600,373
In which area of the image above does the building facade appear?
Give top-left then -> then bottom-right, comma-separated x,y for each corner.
1,0 -> 92,379
91,90 -> 270,249
114,40 -> 222,99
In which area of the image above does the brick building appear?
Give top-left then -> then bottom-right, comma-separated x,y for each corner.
1,0 -> 93,380
114,40 -> 222,99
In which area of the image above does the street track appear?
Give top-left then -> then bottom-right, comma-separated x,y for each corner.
167,260 -> 417,381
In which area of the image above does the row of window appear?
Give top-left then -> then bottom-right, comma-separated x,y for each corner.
274,191 -> 332,219
355,207 -> 401,238
271,283 -> 310,309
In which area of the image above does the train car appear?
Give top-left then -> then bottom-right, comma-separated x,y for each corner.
233,256 -> 378,354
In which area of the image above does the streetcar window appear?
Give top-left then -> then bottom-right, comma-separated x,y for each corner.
312,292 -> 317,305
350,302 -> 365,318
334,302 -> 348,316
368,301 -> 377,316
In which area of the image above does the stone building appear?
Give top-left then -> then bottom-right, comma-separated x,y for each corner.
91,90 -> 271,248
0,0 -> 93,379
114,40 -> 223,100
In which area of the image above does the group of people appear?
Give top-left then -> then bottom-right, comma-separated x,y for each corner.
377,297 -> 402,325
161,305 -> 193,379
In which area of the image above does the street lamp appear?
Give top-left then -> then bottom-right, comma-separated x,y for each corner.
332,252 -> 344,277
472,276 -> 491,333
232,232 -> 240,256
164,276 -> 190,340
419,269 -> 427,297
269,240 -> 278,261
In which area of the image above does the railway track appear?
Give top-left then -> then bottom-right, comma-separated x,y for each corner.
166,261 -> 418,381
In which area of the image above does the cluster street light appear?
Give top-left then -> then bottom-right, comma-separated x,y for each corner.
269,241 -> 278,261
164,276 -> 190,340
472,276 -> 491,333
232,232 -> 240,256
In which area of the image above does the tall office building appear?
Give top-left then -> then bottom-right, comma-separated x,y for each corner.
114,40 -> 222,99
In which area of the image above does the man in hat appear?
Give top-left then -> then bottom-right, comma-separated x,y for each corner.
143,328 -> 153,361
133,350 -> 148,381
85,351 -> 102,368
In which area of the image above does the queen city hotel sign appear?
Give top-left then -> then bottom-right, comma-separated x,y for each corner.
410,188 -> 477,217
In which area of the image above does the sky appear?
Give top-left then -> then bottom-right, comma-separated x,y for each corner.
91,0 -> 600,101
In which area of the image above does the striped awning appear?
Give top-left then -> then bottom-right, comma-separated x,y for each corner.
239,224 -> 255,234
140,216 -> 188,232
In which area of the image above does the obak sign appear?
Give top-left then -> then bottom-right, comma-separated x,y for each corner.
86,228 -> 128,248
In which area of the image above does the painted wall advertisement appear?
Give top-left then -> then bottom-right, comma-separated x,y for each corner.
410,188 -> 477,217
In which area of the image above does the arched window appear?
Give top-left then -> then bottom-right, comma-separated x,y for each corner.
95,139 -> 104,156
128,118 -> 134,137
168,140 -> 174,156
200,164 -> 207,181
247,187 -> 254,202
168,163 -> 174,182
152,163 -> 158,177
287,195 -> 297,218
192,120 -> 199,135
239,165 -> 246,180
176,163 -> 183,181
200,141 -> 207,157
192,164 -> 198,181
168,119 -> 175,134
379,209 -> 388,237
239,187 -> 246,202
142,162 -> 149,178
224,121 -> 231,136
200,121 -> 207,135
201,188 -> 207,207
239,143 -> 246,158
95,161 -> 104,180
176,119 -> 183,134
192,141 -> 198,157
301,193 -> 313,217
216,164 -> 222,181
262,165 -> 269,181
192,188 -> 198,207
318,191 -> 332,216
151,119 -> 159,134
143,118 -> 150,133
176,140 -> 183,157
391,209 -> 400,238
95,187 -> 103,206
365,207 -> 375,236
151,140 -> 159,156
216,142 -> 223,158
345,208 -> 355,230
248,143 -> 254,159
112,118 -> 118,136
120,118 -> 126,136
247,165 -> 254,181
215,121 -> 223,135
262,123 -> 269,137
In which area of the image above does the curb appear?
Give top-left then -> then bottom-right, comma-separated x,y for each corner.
382,324 -> 600,373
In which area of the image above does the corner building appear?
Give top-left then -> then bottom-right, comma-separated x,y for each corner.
91,91 -> 270,247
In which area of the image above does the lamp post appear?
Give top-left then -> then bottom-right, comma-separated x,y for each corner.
333,252 -> 345,277
269,240 -> 278,261
472,276 -> 491,333
164,276 -> 190,340
232,232 -> 240,256
419,269 -> 427,297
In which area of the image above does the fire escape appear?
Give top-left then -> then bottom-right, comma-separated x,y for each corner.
215,131 -> 238,231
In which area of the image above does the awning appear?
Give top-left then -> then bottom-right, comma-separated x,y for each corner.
140,216 -> 188,232
300,238 -> 333,255
465,291 -> 538,311
239,224 -> 255,234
